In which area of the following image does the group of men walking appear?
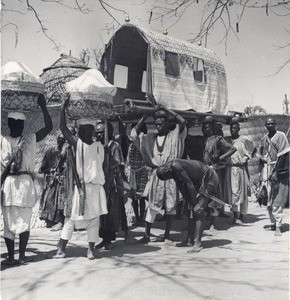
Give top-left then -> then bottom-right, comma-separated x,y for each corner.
1,95 -> 289,264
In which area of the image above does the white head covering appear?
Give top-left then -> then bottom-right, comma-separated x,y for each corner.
77,118 -> 96,126
8,111 -> 26,120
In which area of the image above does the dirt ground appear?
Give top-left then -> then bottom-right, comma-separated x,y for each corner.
1,201 -> 289,300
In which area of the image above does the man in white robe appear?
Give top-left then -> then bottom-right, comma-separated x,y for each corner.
224,120 -> 256,224
258,117 -> 289,236
53,97 -> 107,260
1,95 -> 52,265
131,108 -> 187,243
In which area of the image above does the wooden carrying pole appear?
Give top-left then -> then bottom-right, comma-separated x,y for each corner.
124,99 -> 247,124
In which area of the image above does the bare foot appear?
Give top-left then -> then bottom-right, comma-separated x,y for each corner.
18,256 -> 34,264
163,239 -> 174,245
52,251 -> 66,259
274,227 -> 282,236
187,243 -> 203,253
209,224 -> 217,231
51,222 -> 63,232
136,235 -> 150,244
176,241 -> 193,247
87,249 -> 96,260
152,236 -> 165,242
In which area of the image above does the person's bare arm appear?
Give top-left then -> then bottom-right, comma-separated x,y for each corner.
218,138 -> 237,161
35,94 -> 53,142
134,114 -> 149,134
60,94 -> 77,149
166,108 -> 186,133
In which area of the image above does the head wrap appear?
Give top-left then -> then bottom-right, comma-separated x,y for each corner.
8,111 -> 26,120
230,116 -> 240,125
95,123 -> 105,133
154,108 -> 168,121
201,116 -> 214,124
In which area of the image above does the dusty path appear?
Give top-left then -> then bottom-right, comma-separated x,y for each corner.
1,202 -> 289,300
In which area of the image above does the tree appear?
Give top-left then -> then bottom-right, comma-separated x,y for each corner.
79,48 -> 103,68
1,0 -> 93,50
79,48 -> 90,66
244,105 -> 267,116
2,0 -> 290,71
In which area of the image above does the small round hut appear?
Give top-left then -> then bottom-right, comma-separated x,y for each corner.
40,53 -> 90,105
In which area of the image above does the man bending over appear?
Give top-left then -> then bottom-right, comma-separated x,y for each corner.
157,159 -> 219,252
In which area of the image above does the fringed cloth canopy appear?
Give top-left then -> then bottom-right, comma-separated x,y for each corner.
40,54 -> 90,105
137,25 -> 226,75
101,24 -> 228,114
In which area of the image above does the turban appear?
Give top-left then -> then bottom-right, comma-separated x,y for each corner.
230,116 -> 240,124
77,118 -> 96,126
95,123 -> 105,133
8,112 -> 26,120
154,108 -> 168,120
201,116 -> 214,124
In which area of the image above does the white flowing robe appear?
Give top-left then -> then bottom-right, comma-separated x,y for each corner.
1,134 -> 37,237
70,139 -> 107,221
224,136 -> 256,212
1,134 -> 37,207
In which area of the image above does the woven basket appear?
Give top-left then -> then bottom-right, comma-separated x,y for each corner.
2,80 -> 44,93
1,90 -> 41,111
1,80 -> 44,112
66,92 -> 114,120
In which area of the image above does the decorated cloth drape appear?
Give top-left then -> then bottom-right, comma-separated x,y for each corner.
131,125 -> 187,213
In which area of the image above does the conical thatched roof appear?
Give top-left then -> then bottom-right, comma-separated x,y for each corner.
40,54 -> 90,105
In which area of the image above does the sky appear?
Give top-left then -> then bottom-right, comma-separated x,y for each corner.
1,0 -> 290,114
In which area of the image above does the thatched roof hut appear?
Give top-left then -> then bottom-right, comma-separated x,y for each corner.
40,54 -> 90,105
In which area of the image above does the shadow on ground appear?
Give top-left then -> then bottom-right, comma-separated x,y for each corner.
202,239 -> 232,249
